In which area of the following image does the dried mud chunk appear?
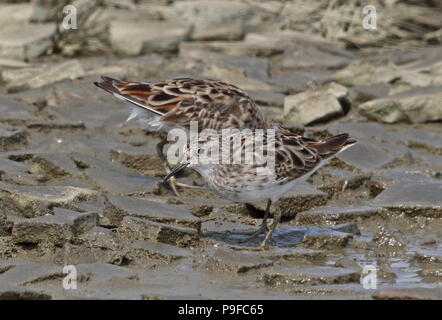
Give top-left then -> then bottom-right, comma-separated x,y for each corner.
295,206 -> 380,226
204,248 -> 272,274
120,216 -> 199,248
103,195 -> 200,229
371,181 -> 442,218
126,240 -> 193,265
0,284 -> 51,300
0,182 -> 98,218
12,208 -> 98,245
301,230 -> 353,249
263,266 -> 359,287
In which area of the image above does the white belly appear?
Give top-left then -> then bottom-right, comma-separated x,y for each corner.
212,177 -> 301,203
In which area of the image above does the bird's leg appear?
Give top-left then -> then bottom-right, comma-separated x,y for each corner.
261,201 -> 281,249
238,200 -> 271,243
156,138 -> 180,196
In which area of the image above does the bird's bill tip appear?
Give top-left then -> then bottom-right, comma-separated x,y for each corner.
163,162 -> 189,182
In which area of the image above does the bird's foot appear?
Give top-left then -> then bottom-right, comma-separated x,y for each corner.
162,180 -> 205,197
162,175 -> 180,197
174,182 -> 205,190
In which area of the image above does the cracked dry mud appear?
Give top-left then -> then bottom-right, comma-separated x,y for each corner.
0,0 -> 441,300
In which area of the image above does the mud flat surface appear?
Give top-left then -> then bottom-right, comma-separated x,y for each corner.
0,0 -> 441,300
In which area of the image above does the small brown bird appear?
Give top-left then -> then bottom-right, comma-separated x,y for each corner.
164,130 -> 357,247
94,76 -> 292,194
95,76 -> 357,247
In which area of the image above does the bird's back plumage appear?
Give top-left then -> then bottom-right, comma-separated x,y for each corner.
190,130 -> 357,202
94,76 -> 268,132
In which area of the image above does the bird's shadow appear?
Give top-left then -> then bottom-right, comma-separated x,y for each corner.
203,226 -> 308,248
203,225 -> 353,248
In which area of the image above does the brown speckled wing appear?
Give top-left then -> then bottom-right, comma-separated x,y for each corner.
275,132 -> 357,181
210,131 -> 357,190
94,76 -> 266,131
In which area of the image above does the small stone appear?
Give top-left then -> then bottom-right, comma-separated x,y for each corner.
7,60 -> 85,93
296,206 -> 380,226
204,248 -> 272,274
169,0 -> 255,28
0,23 -> 56,60
120,216 -> 199,248
0,182 -> 98,218
103,195 -> 200,229
12,208 -> 98,245
284,83 -> 348,125
164,0 -> 255,41
110,20 -> 192,55
301,230 -> 352,249
359,86 -> 442,124
126,240 -> 193,264
263,266 -> 359,287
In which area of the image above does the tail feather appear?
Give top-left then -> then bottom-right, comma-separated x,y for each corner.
307,133 -> 357,158
94,76 -> 164,116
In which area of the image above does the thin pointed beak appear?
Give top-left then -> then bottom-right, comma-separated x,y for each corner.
163,162 -> 189,182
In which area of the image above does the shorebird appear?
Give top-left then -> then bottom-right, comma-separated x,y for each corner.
164,130 -> 357,248
94,76 -> 357,247
94,76 -> 290,195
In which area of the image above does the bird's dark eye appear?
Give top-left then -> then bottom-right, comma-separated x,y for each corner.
198,148 -> 203,154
